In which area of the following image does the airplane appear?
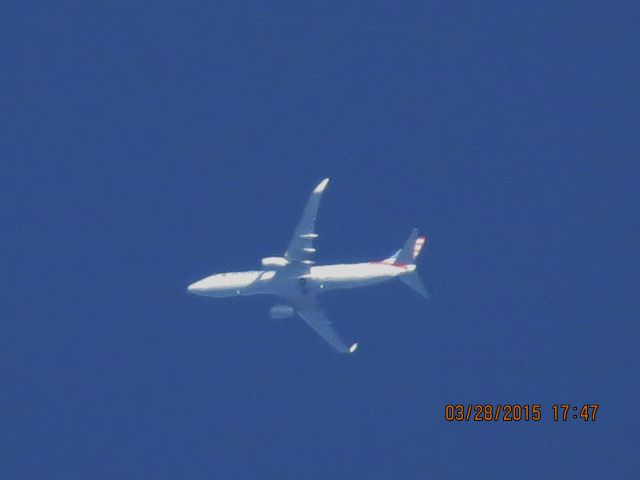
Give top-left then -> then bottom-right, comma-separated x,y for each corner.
187,178 -> 429,353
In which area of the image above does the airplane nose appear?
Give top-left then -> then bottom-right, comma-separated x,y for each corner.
187,282 -> 200,293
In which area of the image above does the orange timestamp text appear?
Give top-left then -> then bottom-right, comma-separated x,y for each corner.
444,404 -> 599,422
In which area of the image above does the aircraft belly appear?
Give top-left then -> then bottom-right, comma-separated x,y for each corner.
309,271 -> 392,291
189,270 -> 276,297
198,283 -> 272,297
316,278 -> 385,291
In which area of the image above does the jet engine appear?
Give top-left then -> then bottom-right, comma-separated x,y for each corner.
269,304 -> 294,320
261,256 -> 289,268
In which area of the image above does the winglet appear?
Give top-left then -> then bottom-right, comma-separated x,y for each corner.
314,178 -> 330,193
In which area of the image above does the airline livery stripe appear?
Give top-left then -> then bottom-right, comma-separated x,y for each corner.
413,236 -> 426,259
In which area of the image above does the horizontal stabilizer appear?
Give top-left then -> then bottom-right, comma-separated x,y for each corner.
400,272 -> 430,299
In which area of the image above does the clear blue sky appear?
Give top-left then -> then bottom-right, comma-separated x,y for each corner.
2,1 -> 638,478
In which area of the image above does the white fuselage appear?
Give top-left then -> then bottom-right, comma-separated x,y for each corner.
187,261 -> 416,298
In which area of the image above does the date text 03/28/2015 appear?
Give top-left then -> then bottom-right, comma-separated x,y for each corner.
444,404 -> 599,422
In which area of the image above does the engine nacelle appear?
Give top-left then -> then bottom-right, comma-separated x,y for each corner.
269,304 -> 294,320
261,256 -> 289,268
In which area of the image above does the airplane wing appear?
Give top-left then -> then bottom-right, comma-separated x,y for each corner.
282,293 -> 357,354
284,178 -> 329,263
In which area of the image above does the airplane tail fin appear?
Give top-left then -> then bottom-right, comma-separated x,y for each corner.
384,229 -> 430,298
385,228 -> 426,265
